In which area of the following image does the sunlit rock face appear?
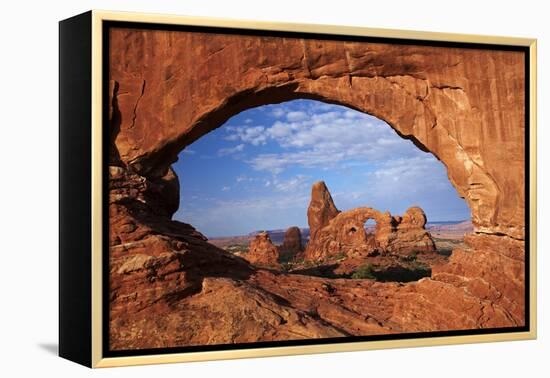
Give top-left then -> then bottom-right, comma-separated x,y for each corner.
244,232 -> 280,268
304,182 -> 436,261
107,28 -> 526,350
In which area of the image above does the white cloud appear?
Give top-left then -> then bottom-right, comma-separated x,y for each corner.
224,134 -> 240,141
179,192 -> 311,236
377,137 -> 401,146
175,101 -> 469,235
308,101 -> 337,112
224,126 -> 267,146
248,150 -> 346,174
368,156 -> 450,194
224,103 -> 424,174
217,143 -> 245,156
330,155 -> 456,215
181,149 -> 196,155
178,153 -> 466,236
271,108 -> 285,118
286,111 -> 307,122
272,175 -> 311,192
266,121 -> 294,138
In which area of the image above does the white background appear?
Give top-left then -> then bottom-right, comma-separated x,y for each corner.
0,0 -> 547,376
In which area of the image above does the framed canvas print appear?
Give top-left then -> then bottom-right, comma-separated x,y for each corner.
59,10 -> 537,368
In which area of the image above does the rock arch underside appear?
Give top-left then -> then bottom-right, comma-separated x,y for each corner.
108,28 -> 526,350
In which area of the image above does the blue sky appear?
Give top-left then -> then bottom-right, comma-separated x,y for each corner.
172,100 -> 470,237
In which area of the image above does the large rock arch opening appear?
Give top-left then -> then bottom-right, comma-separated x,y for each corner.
107,27 -> 526,350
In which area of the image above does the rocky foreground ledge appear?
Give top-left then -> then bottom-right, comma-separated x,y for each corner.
109,168 -> 524,350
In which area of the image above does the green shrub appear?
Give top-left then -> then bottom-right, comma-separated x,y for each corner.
351,263 -> 376,279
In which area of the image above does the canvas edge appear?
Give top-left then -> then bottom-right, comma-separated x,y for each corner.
58,10 -> 93,368
91,9 -> 103,369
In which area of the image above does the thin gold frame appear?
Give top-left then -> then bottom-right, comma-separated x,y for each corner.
89,9 -> 537,368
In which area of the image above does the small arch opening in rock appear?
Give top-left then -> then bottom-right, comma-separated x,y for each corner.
363,218 -> 378,252
364,217 -> 376,237
172,99 -> 472,281
364,218 -> 376,227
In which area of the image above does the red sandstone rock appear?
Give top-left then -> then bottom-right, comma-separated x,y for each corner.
279,226 -> 303,259
388,207 -> 437,255
109,30 -> 525,239
304,182 -> 436,261
244,232 -> 280,268
106,28 -> 526,350
307,181 -> 340,242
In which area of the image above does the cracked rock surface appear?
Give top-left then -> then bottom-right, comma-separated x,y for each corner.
107,28 -> 526,350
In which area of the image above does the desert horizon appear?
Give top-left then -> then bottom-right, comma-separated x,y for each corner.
207,218 -> 472,240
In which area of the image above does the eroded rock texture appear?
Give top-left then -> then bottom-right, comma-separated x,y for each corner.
307,182 -> 340,242
304,182 -> 436,261
244,232 -> 280,268
108,27 -> 526,350
392,207 -> 437,255
279,226 -> 304,261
